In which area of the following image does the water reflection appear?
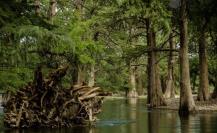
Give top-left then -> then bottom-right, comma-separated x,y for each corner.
126,98 -> 138,105
179,113 -> 217,133
4,126 -> 93,133
148,109 -> 159,133
147,109 -> 179,133
126,98 -> 138,133
2,99 -> 217,133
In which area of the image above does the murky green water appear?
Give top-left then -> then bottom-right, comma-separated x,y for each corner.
2,98 -> 217,133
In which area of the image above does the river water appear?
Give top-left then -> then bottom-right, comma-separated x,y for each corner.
2,98 -> 217,133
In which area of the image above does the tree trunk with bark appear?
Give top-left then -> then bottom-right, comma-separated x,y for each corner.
146,19 -> 151,104
197,27 -> 210,101
164,32 -> 176,98
88,64 -> 95,87
127,63 -> 138,98
150,32 -> 166,107
136,67 -> 144,96
179,0 -> 196,116
77,66 -> 86,85
146,19 -> 166,107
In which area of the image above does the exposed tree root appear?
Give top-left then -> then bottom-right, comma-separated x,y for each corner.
3,66 -> 111,128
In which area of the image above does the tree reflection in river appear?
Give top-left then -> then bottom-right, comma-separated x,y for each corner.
148,109 -> 179,133
180,116 -> 193,133
148,109 -> 160,133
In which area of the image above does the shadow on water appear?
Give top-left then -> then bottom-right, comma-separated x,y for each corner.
2,98 -> 217,133
4,126 -> 92,133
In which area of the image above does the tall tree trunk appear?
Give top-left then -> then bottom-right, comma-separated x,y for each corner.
197,28 -> 210,101
48,0 -> 57,21
164,32 -> 176,98
148,29 -> 166,107
146,18 -> 166,107
34,0 -> 40,16
146,19 -> 151,104
136,68 -> 144,96
179,0 -> 196,116
88,31 -> 99,87
127,63 -> 138,98
88,64 -> 95,87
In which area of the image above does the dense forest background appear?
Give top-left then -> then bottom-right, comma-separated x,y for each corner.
1,0 -> 217,113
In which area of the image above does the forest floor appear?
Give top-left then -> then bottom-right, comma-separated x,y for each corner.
158,96 -> 217,112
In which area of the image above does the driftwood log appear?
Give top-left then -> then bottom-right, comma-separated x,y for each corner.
3,66 -> 110,128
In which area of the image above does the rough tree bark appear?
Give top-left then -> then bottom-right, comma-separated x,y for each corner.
136,67 -> 144,96
127,63 -> 138,98
77,66 -> 86,85
146,19 -> 151,104
87,32 -> 99,87
88,64 -> 95,87
179,0 -> 196,116
146,19 -> 166,107
150,32 -> 166,107
164,32 -> 176,98
197,25 -> 210,101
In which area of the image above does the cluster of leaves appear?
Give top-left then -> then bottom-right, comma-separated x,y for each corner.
1,0 -> 217,94
0,0 -> 176,92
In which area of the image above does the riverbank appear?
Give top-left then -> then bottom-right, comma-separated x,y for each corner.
104,95 -> 217,112
104,95 -> 147,100
157,97 -> 217,112
1,95 -> 217,113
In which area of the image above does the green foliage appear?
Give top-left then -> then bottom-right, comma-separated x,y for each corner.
0,68 -> 33,92
208,55 -> 217,88
1,0 -> 217,95
96,58 -> 129,91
